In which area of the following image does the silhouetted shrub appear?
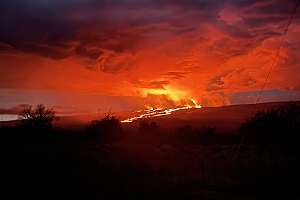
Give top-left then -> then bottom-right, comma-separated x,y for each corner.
196,126 -> 216,145
16,103 -> 58,133
238,102 -> 300,144
86,115 -> 123,142
174,125 -> 217,144
174,124 -> 196,143
138,119 -> 160,134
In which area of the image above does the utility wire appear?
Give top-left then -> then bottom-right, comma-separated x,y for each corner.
235,0 -> 299,158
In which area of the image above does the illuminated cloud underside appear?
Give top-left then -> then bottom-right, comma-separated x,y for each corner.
0,0 -> 300,114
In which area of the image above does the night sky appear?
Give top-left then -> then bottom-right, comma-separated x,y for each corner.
1,0 -> 300,115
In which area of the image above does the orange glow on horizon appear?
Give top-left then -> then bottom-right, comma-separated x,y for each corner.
121,104 -> 201,123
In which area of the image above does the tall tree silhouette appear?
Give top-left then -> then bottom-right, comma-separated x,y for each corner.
18,103 -> 57,132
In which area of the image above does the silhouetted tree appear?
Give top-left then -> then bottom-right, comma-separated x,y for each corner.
138,119 -> 160,134
86,115 -> 123,142
238,102 -> 300,144
17,103 -> 58,132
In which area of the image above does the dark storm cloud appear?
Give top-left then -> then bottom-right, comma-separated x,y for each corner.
1,0 -> 80,58
75,45 -> 103,60
150,0 -> 224,10
98,51 -> 137,74
216,21 -> 257,38
230,0 -> 268,8
208,75 -> 225,86
0,0 -> 147,61
79,32 -> 146,53
18,44 -> 69,60
205,37 -> 250,62
264,31 -> 282,37
1,0 -> 298,73
205,67 -> 257,92
205,74 -> 227,91
243,16 -> 289,29
244,0 -> 297,16
0,0 -> 225,57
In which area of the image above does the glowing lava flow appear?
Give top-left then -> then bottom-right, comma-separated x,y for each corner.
121,105 -> 201,123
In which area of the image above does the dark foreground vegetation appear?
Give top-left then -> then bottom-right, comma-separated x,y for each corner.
1,102 -> 300,199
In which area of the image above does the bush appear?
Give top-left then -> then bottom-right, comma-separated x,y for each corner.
195,126 -> 216,145
174,125 -> 217,144
174,124 -> 196,143
16,103 -> 58,133
86,115 -> 123,142
138,119 -> 160,134
238,102 -> 300,144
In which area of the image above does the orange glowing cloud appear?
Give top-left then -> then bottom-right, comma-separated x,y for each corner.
0,0 -> 300,113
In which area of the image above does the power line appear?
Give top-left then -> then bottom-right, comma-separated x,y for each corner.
253,0 -> 299,112
235,0 -> 299,158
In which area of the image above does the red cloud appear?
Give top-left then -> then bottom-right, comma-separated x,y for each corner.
0,0 -> 299,112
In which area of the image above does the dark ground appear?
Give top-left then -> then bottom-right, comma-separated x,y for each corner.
1,102 -> 300,199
